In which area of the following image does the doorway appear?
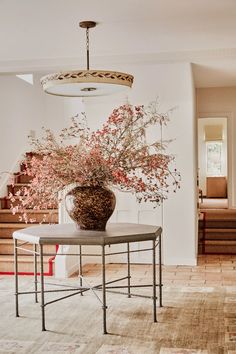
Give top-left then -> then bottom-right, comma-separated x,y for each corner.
198,117 -> 228,210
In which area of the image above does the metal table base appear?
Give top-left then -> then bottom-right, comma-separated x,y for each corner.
14,224 -> 162,335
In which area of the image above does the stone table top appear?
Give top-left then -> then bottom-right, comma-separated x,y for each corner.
13,223 -> 162,246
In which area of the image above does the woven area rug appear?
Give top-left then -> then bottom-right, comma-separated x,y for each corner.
0,276 -> 236,353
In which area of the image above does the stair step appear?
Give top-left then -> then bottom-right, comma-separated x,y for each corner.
200,209 -> 236,215
199,228 -> 236,241
0,223 -> 29,238
204,228 -> 236,232
198,209 -> 236,254
205,240 -> 236,246
7,183 -> 28,196
0,196 -> 24,209
0,153 -> 58,275
0,239 -> 57,255
201,213 -> 236,220
199,220 -> 236,228
199,240 -> 236,254
0,210 -> 58,223
19,153 -> 41,173
14,173 -> 32,184
20,161 -> 27,172
0,197 -> 57,210
0,254 -> 55,274
0,197 -> 7,209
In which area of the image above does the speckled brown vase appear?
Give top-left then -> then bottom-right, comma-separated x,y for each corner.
65,186 -> 116,231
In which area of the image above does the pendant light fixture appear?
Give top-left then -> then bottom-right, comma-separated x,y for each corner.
40,21 -> 134,97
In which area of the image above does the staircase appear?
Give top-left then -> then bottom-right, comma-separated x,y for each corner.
199,209 -> 236,254
0,157 -> 58,275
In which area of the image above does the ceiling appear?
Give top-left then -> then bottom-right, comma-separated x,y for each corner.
1,0 -> 236,87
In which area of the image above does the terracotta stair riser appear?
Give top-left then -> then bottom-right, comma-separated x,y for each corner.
0,255 -> 55,273
7,185 -> 25,196
2,199 -> 21,209
0,212 -> 58,223
199,220 -> 236,228
14,174 -> 32,184
20,162 -> 27,172
0,198 -> 22,209
199,230 -> 236,241
199,242 -> 236,254
0,198 -> 7,209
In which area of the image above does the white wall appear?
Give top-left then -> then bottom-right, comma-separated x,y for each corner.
198,117 -> 227,195
196,87 -> 236,207
0,75 -> 43,195
83,62 -> 197,266
0,73 -> 83,196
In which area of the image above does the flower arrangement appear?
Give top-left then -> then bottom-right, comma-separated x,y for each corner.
9,102 -> 180,222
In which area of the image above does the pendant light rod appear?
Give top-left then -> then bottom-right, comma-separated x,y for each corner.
86,27 -> 89,70
79,21 -> 96,71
